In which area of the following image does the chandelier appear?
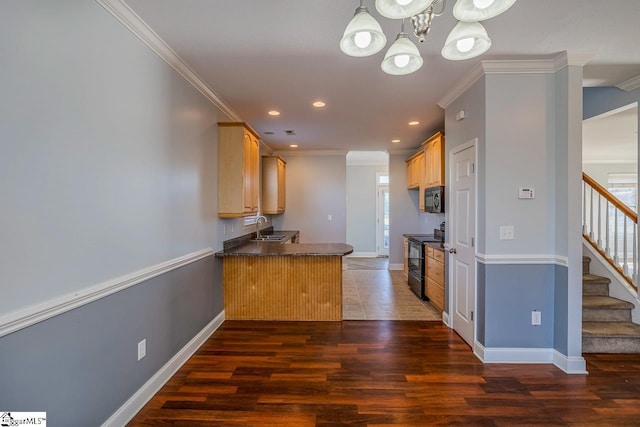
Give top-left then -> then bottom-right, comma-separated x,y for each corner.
340,0 -> 517,75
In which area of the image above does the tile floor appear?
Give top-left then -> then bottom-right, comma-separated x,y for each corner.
342,260 -> 442,320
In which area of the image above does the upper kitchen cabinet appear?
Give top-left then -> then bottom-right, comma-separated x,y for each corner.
262,156 -> 286,214
217,122 -> 260,218
406,150 -> 424,190
423,131 -> 445,188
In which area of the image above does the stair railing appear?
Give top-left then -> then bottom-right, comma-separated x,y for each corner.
583,172 -> 638,291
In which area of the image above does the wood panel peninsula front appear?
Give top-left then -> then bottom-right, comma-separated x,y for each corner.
215,231 -> 353,321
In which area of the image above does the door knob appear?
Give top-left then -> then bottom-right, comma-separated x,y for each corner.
449,248 -> 457,254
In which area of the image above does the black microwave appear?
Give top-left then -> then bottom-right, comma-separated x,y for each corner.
424,186 -> 445,213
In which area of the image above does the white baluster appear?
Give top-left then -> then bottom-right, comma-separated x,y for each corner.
589,187 -> 593,241
623,217 -> 629,276
633,222 -> 638,286
597,193 -> 602,248
582,181 -> 587,235
604,200 -> 611,258
614,208 -> 619,266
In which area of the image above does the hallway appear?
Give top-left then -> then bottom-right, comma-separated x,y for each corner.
343,258 -> 441,321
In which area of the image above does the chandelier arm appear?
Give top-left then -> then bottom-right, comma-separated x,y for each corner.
431,0 -> 447,17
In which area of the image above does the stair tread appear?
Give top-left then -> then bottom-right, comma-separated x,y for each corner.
583,273 -> 611,284
583,321 -> 640,337
583,295 -> 634,309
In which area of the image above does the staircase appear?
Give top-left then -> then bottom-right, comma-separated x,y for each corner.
583,256 -> 640,353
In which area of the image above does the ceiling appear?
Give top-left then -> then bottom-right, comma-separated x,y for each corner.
124,0 -> 640,153
583,105 -> 638,164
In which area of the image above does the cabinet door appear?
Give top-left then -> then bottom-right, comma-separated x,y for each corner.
243,132 -> 259,213
430,135 -> 445,186
277,158 -> 286,212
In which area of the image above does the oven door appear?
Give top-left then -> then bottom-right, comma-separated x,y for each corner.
407,239 -> 426,300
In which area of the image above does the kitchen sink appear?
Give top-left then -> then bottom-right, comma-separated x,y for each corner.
251,234 -> 287,242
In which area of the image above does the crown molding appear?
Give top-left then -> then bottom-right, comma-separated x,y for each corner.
438,52 -> 594,109
96,0 -> 240,122
437,62 -> 484,109
273,150 -> 349,157
388,148 -> 420,155
616,74 -> 640,92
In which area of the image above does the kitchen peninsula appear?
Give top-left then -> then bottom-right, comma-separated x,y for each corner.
215,230 -> 353,321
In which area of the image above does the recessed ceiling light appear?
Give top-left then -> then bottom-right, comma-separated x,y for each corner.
268,110 -> 280,116
392,139 -> 400,143
290,144 -> 298,148
313,101 -> 326,108
408,121 -> 420,126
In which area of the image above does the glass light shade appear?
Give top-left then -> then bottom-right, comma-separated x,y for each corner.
381,34 -> 423,75
375,0 -> 435,19
453,0 -> 517,22
441,21 -> 491,60
340,8 -> 387,57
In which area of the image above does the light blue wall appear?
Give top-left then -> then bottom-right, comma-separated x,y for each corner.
272,154 -> 347,243
482,264 -> 555,348
554,265 -> 569,354
0,257 -> 220,426
0,1 -> 226,423
584,87 -> 640,120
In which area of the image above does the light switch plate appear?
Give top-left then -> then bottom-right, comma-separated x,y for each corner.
532,310 -> 542,326
499,226 -> 514,240
138,339 -> 146,361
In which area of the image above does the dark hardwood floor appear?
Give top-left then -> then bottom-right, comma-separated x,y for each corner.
129,320 -> 640,426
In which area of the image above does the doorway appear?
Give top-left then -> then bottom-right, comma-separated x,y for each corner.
377,175 -> 390,257
346,151 -> 389,257
450,140 -> 477,347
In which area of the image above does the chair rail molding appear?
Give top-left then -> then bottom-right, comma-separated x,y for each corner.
0,248 -> 214,338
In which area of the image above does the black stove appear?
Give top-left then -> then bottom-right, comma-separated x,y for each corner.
407,230 -> 444,300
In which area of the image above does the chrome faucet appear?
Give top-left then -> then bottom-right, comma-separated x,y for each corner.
255,215 -> 268,239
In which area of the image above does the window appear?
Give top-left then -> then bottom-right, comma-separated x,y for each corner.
608,173 -> 637,212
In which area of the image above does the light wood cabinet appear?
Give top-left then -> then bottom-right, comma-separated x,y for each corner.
262,156 -> 286,214
423,131 -> 445,188
406,150 -> 424,189
425,246 -> 445,312
218,122 -> 260,218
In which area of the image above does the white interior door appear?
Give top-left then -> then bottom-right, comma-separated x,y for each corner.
450,142 -> 476,347
377,185 -> 390,256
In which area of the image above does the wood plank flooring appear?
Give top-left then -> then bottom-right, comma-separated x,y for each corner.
128,321 -> 640,426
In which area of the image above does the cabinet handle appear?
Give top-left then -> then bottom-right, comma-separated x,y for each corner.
449,248 -> 457,254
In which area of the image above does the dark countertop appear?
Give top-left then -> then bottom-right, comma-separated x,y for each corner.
425,241 -> 445,251
216,242 -> 354,257
216,229 -> 353,257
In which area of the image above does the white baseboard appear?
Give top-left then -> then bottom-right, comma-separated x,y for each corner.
553,350 -> 588,374
388,263 -> 403,271
102,310 -> 226,427
442,311 -> 450,327
474,341 -> 588,374
347,252 -> 378,258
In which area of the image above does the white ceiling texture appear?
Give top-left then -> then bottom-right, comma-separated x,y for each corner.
123,0 -> 640,156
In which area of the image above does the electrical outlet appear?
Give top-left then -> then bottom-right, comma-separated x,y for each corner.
223,224 -> 228,235
531,310 -> 541,326
500,226 -> 514,240
138,339 -> 146,361
328,214 -> 332,221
